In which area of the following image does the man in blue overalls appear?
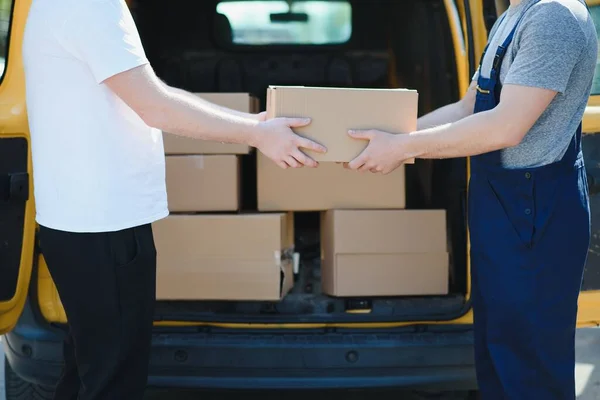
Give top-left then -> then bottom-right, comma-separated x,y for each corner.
346,0 -> 597,398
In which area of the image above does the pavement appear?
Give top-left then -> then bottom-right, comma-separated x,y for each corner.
2,328 -> 600,399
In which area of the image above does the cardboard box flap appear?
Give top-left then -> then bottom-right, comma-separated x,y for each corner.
267,86 -> 418,162
322,210 -> 447,254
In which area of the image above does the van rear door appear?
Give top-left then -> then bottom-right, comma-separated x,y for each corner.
0,0 -> 36,335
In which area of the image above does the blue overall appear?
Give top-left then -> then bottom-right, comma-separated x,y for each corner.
468,2 -> 591,399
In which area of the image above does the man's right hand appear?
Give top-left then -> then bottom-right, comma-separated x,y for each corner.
253,117 -> 327,169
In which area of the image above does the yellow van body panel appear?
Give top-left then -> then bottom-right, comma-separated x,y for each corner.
0,0 -> 36,335
4,0 -> 600,333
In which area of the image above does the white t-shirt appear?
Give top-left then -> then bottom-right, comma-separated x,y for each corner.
23,0 -> 169,233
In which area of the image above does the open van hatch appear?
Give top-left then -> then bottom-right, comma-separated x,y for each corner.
38,0 -> 471,326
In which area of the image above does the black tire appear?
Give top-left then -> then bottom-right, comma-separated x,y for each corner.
4,357 -> 55,400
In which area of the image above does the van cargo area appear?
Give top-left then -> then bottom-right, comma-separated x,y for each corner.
131,0 -> 469,324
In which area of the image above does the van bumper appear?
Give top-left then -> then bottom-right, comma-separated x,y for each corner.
146,327 -> 477,391
4,304 -> 477,390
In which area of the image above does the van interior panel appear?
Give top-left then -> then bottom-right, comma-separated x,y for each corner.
129,0 -> 469,324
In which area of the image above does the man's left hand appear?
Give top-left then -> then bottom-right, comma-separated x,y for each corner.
345,129 -> 411,174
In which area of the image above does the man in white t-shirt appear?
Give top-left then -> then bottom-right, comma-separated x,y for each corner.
22,0 -> 325,399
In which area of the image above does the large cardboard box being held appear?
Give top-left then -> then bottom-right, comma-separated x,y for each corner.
266,86 -> 418,162
166,155 -> 239,212
163,93 -> 258,155
257,156 -> 405,211
153,214 -> 294,301
321,210 -> 449,297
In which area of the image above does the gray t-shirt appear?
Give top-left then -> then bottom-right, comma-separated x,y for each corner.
473,0 -> 598,168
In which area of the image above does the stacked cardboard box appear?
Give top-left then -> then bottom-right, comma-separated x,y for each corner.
162,93 -> 256,212
153,214 -> 294,301
157,93 -> 297,301
154,86 -> 449,301
165,155 -> 239,212
321,210 -> 449,297
261,86 -> 449,297
258,158 -> 406,211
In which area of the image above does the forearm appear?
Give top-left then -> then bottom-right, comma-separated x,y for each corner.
417,100 -> 472,130
407,109 -> 516,159
144,90 -> 261,147
167,85 -> 261,122
349,83 -> 554,172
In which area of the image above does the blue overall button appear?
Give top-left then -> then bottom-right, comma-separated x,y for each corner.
525,208 -> 532,215
525,172 -> 531,179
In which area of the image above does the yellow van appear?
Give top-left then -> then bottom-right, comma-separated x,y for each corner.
2,0 -> 600,398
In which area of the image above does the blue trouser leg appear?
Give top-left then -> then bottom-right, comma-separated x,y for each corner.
471,263 -> 503,399
469,161 -> 590,400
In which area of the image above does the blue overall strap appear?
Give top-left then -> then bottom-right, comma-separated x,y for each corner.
477,12 -> 510,68
490,0 -> 542,79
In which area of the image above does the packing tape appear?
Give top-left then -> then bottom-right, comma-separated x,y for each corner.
293,252 -> 300,274
274,248 -> 298,270
193,155 -> 204,169
274,250 -> 281,267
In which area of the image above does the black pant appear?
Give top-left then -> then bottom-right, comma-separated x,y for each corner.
38,224 -> 157,400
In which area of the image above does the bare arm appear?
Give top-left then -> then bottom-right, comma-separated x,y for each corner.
405,84 -> 555,159
346,2 -> 585,174
105,65 -> 261,144
164,83 -> 265,122
346,84 -> 556,173
104,65 -> 326,168
416,80 -> 477,130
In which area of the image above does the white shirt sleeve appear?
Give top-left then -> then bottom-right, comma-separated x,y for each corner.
59,0 -> 149,84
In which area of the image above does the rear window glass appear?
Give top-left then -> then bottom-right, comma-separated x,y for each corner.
216,1 -> 352,45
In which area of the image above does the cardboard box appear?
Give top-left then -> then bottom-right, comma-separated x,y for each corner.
266,86 -> 418,162
166,155 -> 239,212
153,214 -> 294,301
163,93 -> 258,155
257,155 -> 405,211
321,210 -> 449,297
